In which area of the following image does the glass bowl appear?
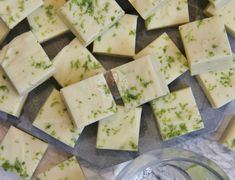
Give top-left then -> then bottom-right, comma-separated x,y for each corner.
116,148 -> 229,180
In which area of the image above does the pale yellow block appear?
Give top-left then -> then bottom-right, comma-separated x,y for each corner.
0,0 -> 43,29
0,126 -> 48,179
33,89 -> 83,147
146,0 -> 189,30
135,33 -> 188,84
179,17 -> 233,75
53,38 -> 105,87
93,14 -> 138,57
0,31 -> 56,96
0,18 -> 9,44
96,106 -> 142,151
27,0 -> 69,43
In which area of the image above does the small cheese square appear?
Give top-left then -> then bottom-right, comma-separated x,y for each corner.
93,14 -> 138,57
151,87 -> 204,141
0,0 -> 43,29
179,17 -> 233,75
53,38 -> 105,87
0,31 -> 56,96
204,0 -> 235,38
128,0 -> 166,20
145,0 -> 189,30
0,18 -> 9,44
0,67 -> 27,117
220,118 -> 235,151
59,0 -> 124,46
0,126 -> 48,179
134,33 -> 188,84
96,106 -> 142,151
196,67 -> 235,108
111,55 -> 169,109
33,89 -> 83,147
27,0 -> 69,43
208,0 -> 231,9
61,74 -> 117,129
36,156 -> 86,180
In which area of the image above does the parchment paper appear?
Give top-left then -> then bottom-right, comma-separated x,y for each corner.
0,0 -> 234,168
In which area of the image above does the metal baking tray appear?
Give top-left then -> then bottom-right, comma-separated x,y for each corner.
0,0 -> 234,169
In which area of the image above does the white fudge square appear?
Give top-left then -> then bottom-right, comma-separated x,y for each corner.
61,74 -> 117,129
196,67 -> 235,108
53,38 -> 105,87
145,0 -> 189,30
208,0 -> 231,9
96,106 -> 142,151
33,89 -> 83,147
135,33 -> 188,84
36,156 -> 86,180
0,0 -> 43,29
93,14 -> 138,57
220,118 -> 235,151
111,55 -> 169,109
0,31 -> 56,96
0,19 -> 9,44
0,67 -> 27,117
59,0 -> 124,46
204,0 -> 235,38
0,126 -> 48,179
151,87 -> 204,141
27,0 -> 69,43
128,0 -> 166,20
179,17 -> 233,75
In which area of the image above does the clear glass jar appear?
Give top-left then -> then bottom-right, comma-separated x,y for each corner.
116,148 -> 229,180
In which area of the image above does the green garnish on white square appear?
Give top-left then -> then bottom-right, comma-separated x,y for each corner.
145,0 -> 189,30
179,17 -> 233,75
59,0 -> 124,46
33,89 -> 83,147
0,126 -> 48,179
61,73 -> 117,129
135,33 -> 188,84
0,0 -> 43,29
36,156 -> 86,180
0,31 -> 56,96
53,38 -> 105,87
151,87 -> 204,141
93,14 -> 138,57
27,0 -> 69,43
112,55 -> 169,109
97,106 -> 142,151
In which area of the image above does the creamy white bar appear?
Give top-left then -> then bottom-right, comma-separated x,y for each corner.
53,38 -> 105,87
93,14 -> 138,57
204,0 -> 235,38
0,126 -> 48,179
0,67 -> 27,117
33,89 -> 83,147
59,0 -> 124,46
196,67 -> 235,108
220,117 -> 235,151
0,19 -> 9,44
27,0 -> 69,43
97,106 -> 142,151
208,0 -> 231,9
135,33 -> 188,84
36,156 -> 86,180
0,0 -> 43,29
0,31 -> 56,96
146,0 -> 189,30
128,0 -> 166,20
179,17 -> 233,75
61,73 -> 117,129
111,55 -> 169,109
151,87 -> 204,140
